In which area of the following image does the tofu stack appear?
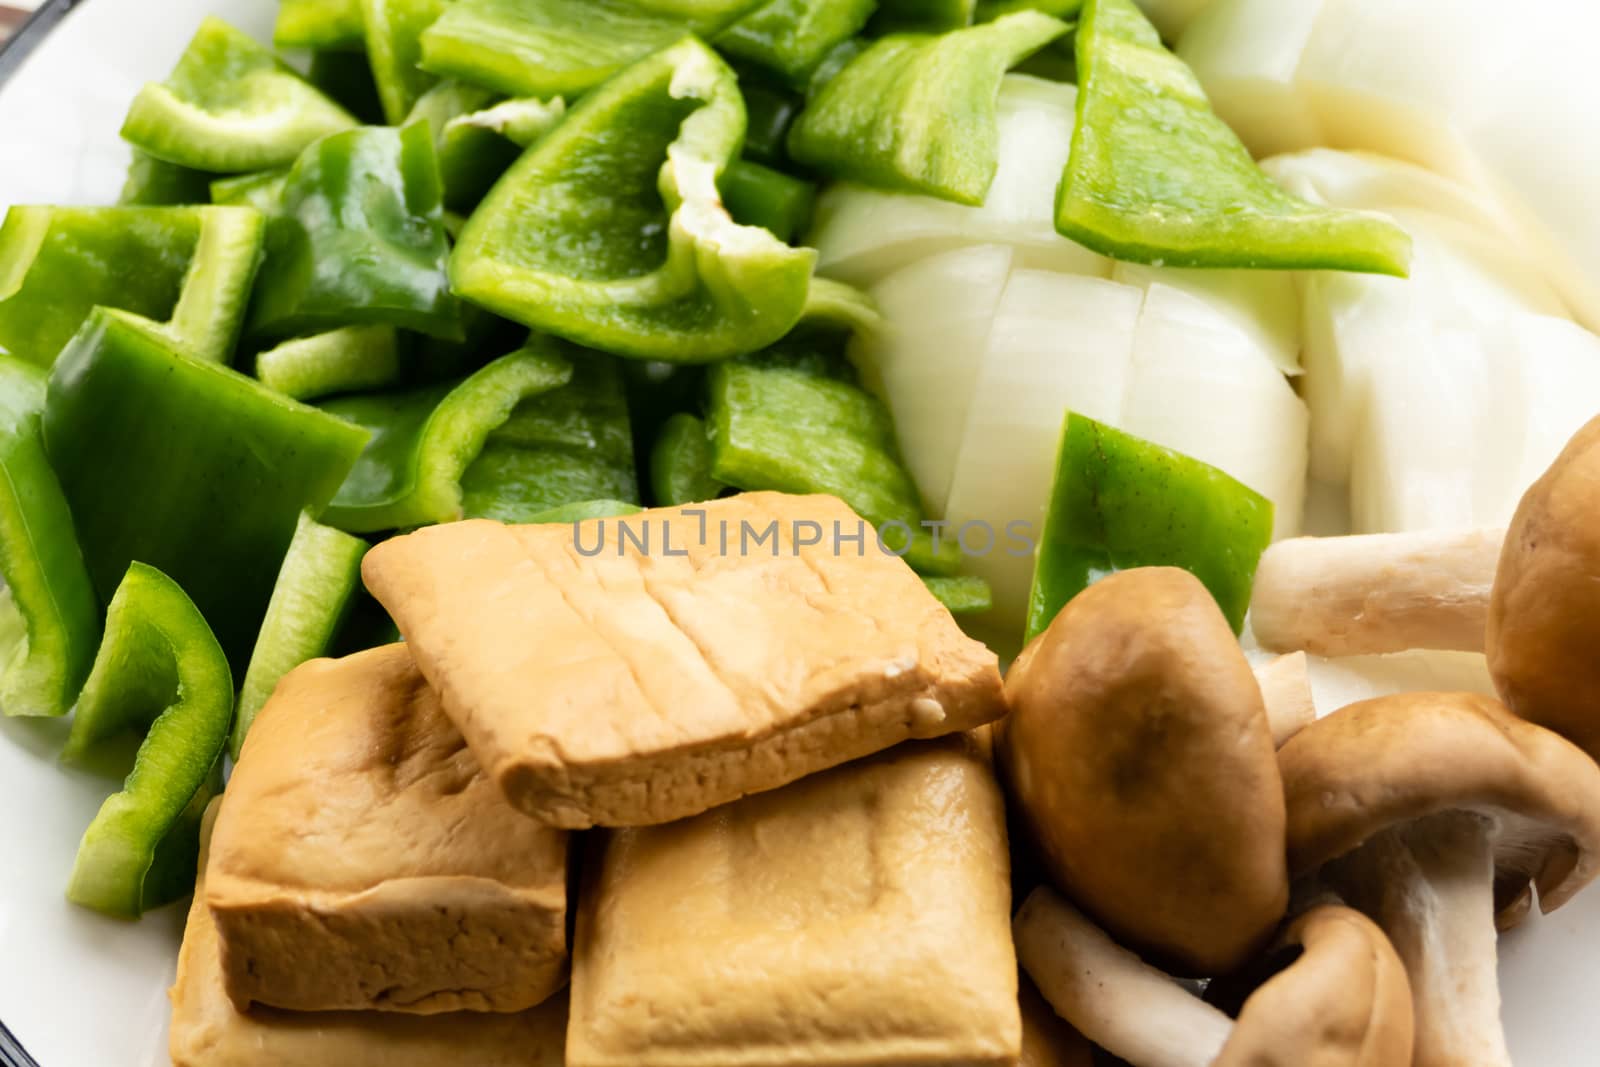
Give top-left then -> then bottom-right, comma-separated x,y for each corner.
171,492 -> 1020,1066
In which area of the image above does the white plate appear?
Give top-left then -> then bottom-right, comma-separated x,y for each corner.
1,1 -> 1598,1064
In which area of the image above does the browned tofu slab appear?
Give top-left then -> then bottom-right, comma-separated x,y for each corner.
362,492 -> 1006,829
567,735 -> 1020,1067
171,805 -> 568,1067
206,644 -> 569,1015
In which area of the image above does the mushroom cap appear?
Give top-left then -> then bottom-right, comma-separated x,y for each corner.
1489,414 -> 1600,759
1280,691 -> 1600,912
1214,906 -> 1414,1067
1000,567 -> 1288,976
1018,973 -> 1095,1067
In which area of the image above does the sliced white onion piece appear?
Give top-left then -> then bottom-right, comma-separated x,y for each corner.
1112,261 -> 1302,376
1177,0 -> 1324,157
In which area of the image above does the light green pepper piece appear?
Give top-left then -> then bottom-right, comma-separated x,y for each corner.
409,85 -> 558,211
1057,0 -> 1411,274
64,563 -> 232,919
231,513 -> 367,759
255,325 -> 404,401
923,574 -> 993,615
1027,414 -> 1274,641
420,0 -> 762,98
120,151 -> 214,207
321,343 -> 573,532
275,0 -> 367,51
362,0 -> 446,123
209,169 -> 289,212
452,37 -> 815,361
0,357 -> 98,718
650,412 -> 726,506
525,499 -> 644,524
789,12 -> 1067,205
717,0 -> 877,87
122,17 -> 357,174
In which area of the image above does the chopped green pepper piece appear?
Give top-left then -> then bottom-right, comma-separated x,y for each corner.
120,151 -> 214,206
361,0 -> 447,123
738,79 -> 803,166
308,49 -> 388,126
976,0 -> 1082,19
871,0 -> 977,33
1027,414 -> 1274,642
63,563 -> 232,919
406,82 -> 526,212
1056,0 -> 1411,274
452,38 -> 815,361
789,12 -> 1067,205
232,513 -> 367,759
718,160 -> 816,242
251,123 -> 462,341
0,205 -> 264,367
209,169 -> 288,212
122,17 -> 357,174
923,574 -> 993,615
650,412 -> 727,506
461,346 -> 641,521
717,0 -> 877,87
44,309 -> 370,667
321,342 -> 573,532
800,276 -> 881,335
526,499 -> 644,524
0,358 -> 98,718
275,0 -> 367,51
255,325 -> 403,400
419,0 -> 762,98
446,95 -> 568,148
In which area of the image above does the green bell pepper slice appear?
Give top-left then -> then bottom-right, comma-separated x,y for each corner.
718,160 -> 816,243
977,0 -> 1083,20
650,412 -> 726,506
251,122 -> 462,341
452,37 -> 815,361
739,80 -> 803,167
120,151 -> 213,207
232,513 -> 367,759
63,562 -> 232,919
122,17 -> 357,174
255,325 -> 403,401
872,0 -> 977,33
923,574 -> 993,615
362,0 -> 446,124
308,49 -> 388,126
275,0 -> 367,51
460,345 -> 641,522
524,499 -> 644,524
717,0 -> 877,87
788,11 -> 1067,205
0,205 -> 264,367
1027,414 -> 1274,642
0,358 -> 98,718
1056,0 -> 1411,274
209,169 -> 289,212
409,85 -> 562,211
419,0 -> 761,98
44,309 -> 370,668
321,341 -> 573,532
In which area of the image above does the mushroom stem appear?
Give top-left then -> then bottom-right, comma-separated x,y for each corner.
1252,652 -> 1316,746
1333,811 -> 1511,1067
1014,888 -> 1232,1067
1251,527 -> 1503,657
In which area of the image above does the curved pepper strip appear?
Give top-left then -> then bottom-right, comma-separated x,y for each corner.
420,0 -> 762,98
44,309 -> 370,669
122,17 -> 357,174
250,123 -> 462,342
650,412 -> 727,506
1056,0 -> 1411,274
255,325 -> 403,401
120,151 -> 213,207
231,513 -> 367,759
321,342 -> 573,532
1027,414 -> 1274,641
63,563 -> 232,919
362,0 -> 446,124
788,11 -> 1068,205
452,38 -> 816,361
0,358 -> 98,718
275,0 -> 366,51
717,0 -> 877,87
0,205 -> 264,367
461,344 -> 640,522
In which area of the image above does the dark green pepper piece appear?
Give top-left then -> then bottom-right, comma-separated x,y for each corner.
63,563 -> 232,919
977,0 -> 1083,19
717,0 -> 877,87
308,49 -> 389,126
524,499 -> 644,523
1056,0 -> 1411,274
738,79 -> 804,166
1027,414 -> 1274,641
275,0 -> 367,51
871,0 -> 977,32
250,122 -> 463,341
122,17 -> 357,174
650,412 -> 727,506
0,357 -> 98,718
406,82 -> 531,213
719,160 -> 816,243
255,325 -> 403,400
43,309 -> 370,668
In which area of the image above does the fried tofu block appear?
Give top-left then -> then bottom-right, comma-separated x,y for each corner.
568,735 -> 1020,1067
362,492 -> 1006,829
206,644 -> 569,1015
171,806 -> 568,1067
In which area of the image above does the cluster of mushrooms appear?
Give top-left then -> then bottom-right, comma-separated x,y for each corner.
1004,415 -> 1600,1067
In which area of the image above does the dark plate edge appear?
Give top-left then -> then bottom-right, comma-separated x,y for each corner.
0,0 -> 85,87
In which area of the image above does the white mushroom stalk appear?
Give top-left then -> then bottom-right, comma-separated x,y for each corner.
1252,651 -> 1316,746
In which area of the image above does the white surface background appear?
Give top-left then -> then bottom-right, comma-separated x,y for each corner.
0,0 -> 1597,1064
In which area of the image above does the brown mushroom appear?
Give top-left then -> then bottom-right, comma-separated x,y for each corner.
1280,691 -> 1600,1067
1014,887 -> 1413,1067
1000,566 -> 1287,976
